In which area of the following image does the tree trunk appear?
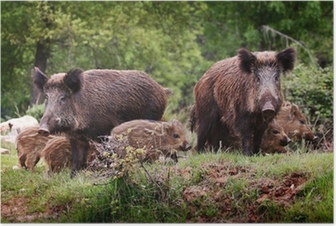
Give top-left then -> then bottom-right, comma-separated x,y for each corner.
30,41 -> 50,106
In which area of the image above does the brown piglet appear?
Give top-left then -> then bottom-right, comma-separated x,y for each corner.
261,119 -> 291,154
15,126 -> 56,172
41,136 -> 98,174
275,102 -> 317,142
111,119 -> 191,163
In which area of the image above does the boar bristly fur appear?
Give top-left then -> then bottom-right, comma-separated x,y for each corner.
41,136 -> 98,174
276,101 -> 317,142
261,119 -> 291,154
192,48 -> 296,155
33,67 -> 170,177
15,126 -> 56,172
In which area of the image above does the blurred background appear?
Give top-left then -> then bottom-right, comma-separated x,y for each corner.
1,1 -> 333,149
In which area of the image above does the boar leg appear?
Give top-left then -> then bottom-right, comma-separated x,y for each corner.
70,138 -> 89,178
26,155 -> 40,173
252,124 -> 269,155
196,112 -> 221,153
18,154 -> 27,169
241,136 -> 253,156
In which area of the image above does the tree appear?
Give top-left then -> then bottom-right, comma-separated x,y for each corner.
199,1 -> 333,66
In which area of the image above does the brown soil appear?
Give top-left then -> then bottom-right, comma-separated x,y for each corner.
1,196 -> 67,222
178,163 -> 307,223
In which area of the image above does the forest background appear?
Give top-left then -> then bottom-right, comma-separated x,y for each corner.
0,2 -> 334,223
1,1 -> 333,142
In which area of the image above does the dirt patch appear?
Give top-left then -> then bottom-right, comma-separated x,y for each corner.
254,172 -> 307,206
180,163 -> 307,223
1,196 -> 35,222
1,196 -> 67,222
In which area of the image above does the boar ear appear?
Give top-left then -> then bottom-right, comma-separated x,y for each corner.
286,103 -> 299,121
238,48 -> 257,73
276,48 -> 296,72
171,119 -> 181,127
291,104 -> 300,116
162,122 -> 172,132
32,67 -> 48,92
282,101 -> 292,107
64,68 -> 84,93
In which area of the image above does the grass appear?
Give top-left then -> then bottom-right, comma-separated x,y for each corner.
0,139 -> 333,223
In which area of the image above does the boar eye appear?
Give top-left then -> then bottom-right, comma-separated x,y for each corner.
272,130 -> 280,135
256,75 -> 261,83
173,133 -> 180,139
59,95 -> 66,103
274,73 -> 280,82
299,119 -> 305,125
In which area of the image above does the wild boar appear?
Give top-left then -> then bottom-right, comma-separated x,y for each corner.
191,47 -> 296,155
41,136 -> 98,174
15,126 -> 56,172
41,136 -> 72,174
275,101 -> 317,142
260,119 -> 291,154
32,67 -> 171,177
110,119 -> 191,163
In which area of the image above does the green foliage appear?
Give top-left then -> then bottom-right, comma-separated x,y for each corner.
284,170 -> 333,223
200,1 -> 333,65
282,64 -> 333,130
25,104 -> 45,120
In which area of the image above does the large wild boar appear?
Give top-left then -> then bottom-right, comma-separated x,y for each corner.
41,136 -> 98,174
15,126 -> 56,172
111,119 -> 191,163
191,48 -> 296,155
260,119 -> 291,154
32,67 -> 171,177
275,101 -> 317,142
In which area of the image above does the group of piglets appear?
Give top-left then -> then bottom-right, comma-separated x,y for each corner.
14,118 -> 191,175
260,101 -> 317,154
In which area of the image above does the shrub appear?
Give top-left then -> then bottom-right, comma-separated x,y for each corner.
25,104 -> 45,120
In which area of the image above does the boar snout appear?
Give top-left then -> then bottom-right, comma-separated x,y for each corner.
262,101 -> 276,121
305,133 -> 318,142
181,141 -> 192,151
280,137 -> 291,146
38,124 -> 50,136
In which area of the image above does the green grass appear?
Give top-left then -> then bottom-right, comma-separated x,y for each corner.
1,141 -> 333,223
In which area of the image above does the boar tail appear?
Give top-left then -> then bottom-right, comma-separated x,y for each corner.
164,88 -> 174,96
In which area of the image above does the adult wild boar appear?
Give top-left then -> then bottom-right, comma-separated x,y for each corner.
260,119 -> 291,154
111,119 -> 191,163
191,47 -> 296,155
276,101 -> 317,142
32,67 -> 171,177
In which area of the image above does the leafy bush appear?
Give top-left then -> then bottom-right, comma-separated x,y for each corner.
25,104 -> 45,120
